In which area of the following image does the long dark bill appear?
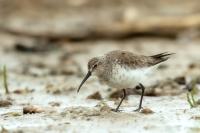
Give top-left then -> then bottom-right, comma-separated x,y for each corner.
77,71 -> 91,93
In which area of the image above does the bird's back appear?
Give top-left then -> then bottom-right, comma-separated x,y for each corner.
105,50 -> 172,69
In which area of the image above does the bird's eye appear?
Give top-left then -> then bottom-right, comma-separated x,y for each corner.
93,64 -> 97,68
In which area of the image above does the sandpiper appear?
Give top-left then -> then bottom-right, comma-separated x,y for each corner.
77,50 -> 173,112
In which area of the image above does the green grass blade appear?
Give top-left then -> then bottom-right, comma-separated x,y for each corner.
187,93 -> 194,108
3,65 -> 9,94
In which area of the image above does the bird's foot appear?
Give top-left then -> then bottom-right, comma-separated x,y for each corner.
133,107 -> 143,112
111,108 -> 123,112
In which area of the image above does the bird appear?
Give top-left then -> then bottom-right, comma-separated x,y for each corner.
77,50 -> 174,112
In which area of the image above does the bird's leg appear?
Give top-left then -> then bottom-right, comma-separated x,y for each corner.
134,83 -> 145,112
114,89 -> 126,112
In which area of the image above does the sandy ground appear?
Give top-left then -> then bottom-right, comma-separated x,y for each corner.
1,33 -> 200,133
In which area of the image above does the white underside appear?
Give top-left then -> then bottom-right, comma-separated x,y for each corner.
104,65 -> 155,89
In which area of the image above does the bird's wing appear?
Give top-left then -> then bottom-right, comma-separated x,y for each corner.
106,50 -> 173,69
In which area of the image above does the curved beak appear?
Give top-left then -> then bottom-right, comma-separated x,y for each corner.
77,71 -> 91,93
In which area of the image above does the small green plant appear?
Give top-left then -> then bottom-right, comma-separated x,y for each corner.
187,92 -> 196,108
3,65 -> 9,94
186,80 -> 199,108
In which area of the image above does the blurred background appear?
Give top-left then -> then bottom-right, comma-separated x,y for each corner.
1,0 -> 200,133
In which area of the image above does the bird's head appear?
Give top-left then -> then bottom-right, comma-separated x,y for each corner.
77,57 -> 102,93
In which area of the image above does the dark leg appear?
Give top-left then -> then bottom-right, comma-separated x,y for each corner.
114,89 -> 126,112
134,83 -> 145,112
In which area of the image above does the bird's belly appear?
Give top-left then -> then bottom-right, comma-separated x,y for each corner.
105,67 -> 152,89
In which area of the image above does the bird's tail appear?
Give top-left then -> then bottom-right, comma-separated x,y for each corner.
150,52 -> 175,65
